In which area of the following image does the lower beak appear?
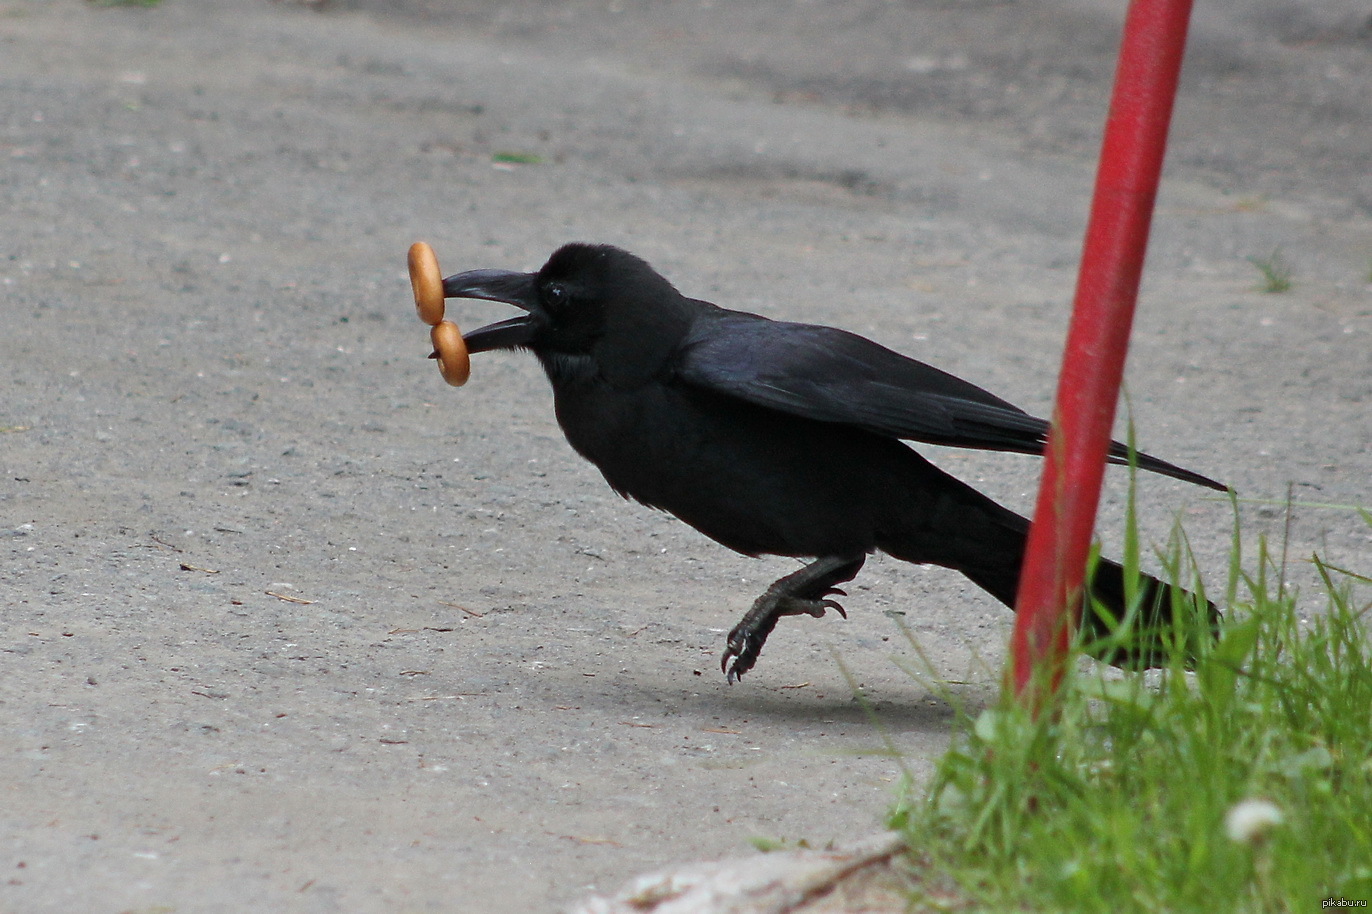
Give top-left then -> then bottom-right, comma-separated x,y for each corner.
462,314 -> 538,353
441,269 -> 542,353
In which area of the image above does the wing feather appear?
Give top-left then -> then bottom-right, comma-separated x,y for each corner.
675,308 -> 1224,490
677,310 -> 1050,451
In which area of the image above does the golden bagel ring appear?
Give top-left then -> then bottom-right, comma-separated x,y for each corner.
430,319 -> 471,387
408,241 -> 445,326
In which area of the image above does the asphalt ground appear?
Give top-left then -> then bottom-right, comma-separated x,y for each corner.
2,0 -> 1369,910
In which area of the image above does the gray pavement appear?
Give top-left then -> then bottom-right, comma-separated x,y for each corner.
1,0 -> 1368,910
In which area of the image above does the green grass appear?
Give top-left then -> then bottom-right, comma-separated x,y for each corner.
1247,250 -> 1293,293
889,505 -> 1372,912
491,151 -> 544,165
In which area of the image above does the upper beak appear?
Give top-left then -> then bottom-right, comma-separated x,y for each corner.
441,269 -> 542,353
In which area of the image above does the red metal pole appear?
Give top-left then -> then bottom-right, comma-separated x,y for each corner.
1008,0 -> 1195,704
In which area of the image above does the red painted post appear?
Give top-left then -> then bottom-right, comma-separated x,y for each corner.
1008,0 -> 1195,705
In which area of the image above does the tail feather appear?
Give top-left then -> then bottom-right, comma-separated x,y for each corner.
879,452 -> 1219,669
1079,556 -> 1220,668
961,553 -> 1217,669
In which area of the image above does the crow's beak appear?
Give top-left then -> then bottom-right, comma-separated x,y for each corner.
442,269 -> 543,353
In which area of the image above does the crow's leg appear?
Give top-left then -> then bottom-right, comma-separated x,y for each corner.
722,554 -> 867,683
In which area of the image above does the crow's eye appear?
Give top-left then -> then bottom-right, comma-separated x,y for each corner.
544,282 -> 569,310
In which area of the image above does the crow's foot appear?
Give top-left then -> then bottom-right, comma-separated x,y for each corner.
721,555 -> 864,683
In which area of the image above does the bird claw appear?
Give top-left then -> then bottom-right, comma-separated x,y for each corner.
721,595 -> 847,683
721,627 -> 756,683
719,556 -> 864,683
775,595 -> 846,619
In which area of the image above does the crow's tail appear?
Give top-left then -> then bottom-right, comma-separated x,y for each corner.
961,550 -> 1219,669
880,458 -> 1218,669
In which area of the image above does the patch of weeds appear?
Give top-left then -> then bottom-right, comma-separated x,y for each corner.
747,836 -> 815,853
1247,249 -> 1293,293
491,151 -> 544,165
891,500 -> 1372,912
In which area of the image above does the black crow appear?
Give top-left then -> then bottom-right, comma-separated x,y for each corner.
439,243 -> 1222,680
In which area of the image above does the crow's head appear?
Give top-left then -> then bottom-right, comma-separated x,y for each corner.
443,243 -> 693,385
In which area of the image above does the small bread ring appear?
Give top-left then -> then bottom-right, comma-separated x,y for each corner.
409,241 -> 445,326
430,320 -> 470,387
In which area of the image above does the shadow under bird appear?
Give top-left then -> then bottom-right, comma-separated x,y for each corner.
438,243 -> 1224,681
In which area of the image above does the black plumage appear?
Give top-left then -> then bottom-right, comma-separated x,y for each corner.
442,243 -> 1222,680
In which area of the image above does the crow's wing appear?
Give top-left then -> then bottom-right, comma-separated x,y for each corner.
677,309 -> 1048,451
675,308 -> 1224,490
